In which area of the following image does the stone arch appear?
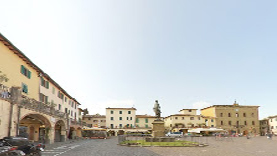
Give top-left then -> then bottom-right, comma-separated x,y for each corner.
19,113 -> 51,142
54,120 -> 66,142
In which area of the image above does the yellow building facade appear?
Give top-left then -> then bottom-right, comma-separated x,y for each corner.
0,33 -> 82,143
201,102 -> 260,135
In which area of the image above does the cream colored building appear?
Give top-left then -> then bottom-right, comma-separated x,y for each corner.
82,114 -> 106,128
0,32 -> 82,143
268,115 -> 277,135
201,102 -> 260,135
135,115 -> 156,128
164,109 -> 215,132
106,108 -> 136,129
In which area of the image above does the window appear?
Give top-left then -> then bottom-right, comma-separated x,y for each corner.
58,91 -> 64,100
93,120 -> 98,122
136,118 -> 139,123
52,87 -> 55,94
127,117 -> 129,120
128,111 -> 131,114
228,121 -> 232,125
189,110 -> 192,112
145,124 -> 148,128
220,113 -> 223,117
22,83 -> 28,94
243,113 -> 246,117
211,119 -> 214,122
119,117 -> 122,120
111,117 -> 114,120
65,97 -> 67,102
190,117 -> 194,120
58,104 -> 61,110
40,77 -> 49,89
65,108 -> 68,113
182,117 -> 185,120
175,117 -> 178,120
236,121 -> 239,126
211,125 -> 214,127
119,111 -> 122,114
88,117 -> 91,120
244,121 -> 247,125
236,113 -> 239,117
39,93 -> 48,104
251,113 -> 254,117
252,121 -> 255,125
20,65 -> 31,79
145,118 -> 148,123
119,124 -> 122,128
111,110 -> 114,114
130,117 -> 132,120
170,124 -> 172,127
198,117 -> 201,120
228,113 -> 231,117
221,121 -> 223,125
110,124 -> 114,128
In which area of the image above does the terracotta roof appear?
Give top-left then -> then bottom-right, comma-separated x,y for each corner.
83,115 -> 106,118
201,105 -> 259,110
0,32 -> 81,105
106,107 -> 136,110
165,114 -> 202,118
179,109 -> 198,111
136,115 -> 156,118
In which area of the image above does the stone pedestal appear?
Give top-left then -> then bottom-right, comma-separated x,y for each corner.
152,119 -> 165,137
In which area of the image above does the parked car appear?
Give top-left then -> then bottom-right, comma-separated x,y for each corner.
0,145 -> 26,156
165,132 -> 183,137
0,137 -> 45,156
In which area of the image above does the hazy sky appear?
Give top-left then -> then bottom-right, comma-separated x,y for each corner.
0,0 -> 277,119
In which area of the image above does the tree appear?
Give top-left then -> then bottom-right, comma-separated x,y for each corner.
0,71 -> 9,83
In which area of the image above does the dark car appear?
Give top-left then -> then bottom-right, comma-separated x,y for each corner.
0,137 -> 44,156
0,145 -> 26,156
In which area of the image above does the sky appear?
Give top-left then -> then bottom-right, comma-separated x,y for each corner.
0,0 -> 277,119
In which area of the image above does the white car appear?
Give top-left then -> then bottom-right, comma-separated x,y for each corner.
165,132 -> 183,137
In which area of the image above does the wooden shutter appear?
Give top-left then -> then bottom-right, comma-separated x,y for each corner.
28,70 -> 31,79
20,65 -> 25,74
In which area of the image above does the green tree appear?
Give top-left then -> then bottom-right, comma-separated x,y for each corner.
0,71 -> 9,83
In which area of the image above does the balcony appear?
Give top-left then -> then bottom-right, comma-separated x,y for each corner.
20,95 -> 67,119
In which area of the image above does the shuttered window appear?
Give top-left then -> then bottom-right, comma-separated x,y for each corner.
22,83 -> 28,94
20,65 -> 31,79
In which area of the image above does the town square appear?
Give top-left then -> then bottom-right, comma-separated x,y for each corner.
1,0 -> 277,156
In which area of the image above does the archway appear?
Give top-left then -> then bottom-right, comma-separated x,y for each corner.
76,127 -> 82,138
54,120 -> 66,142
19,114 -> 51,142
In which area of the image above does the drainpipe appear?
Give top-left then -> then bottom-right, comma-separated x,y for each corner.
7,102 -> 14,137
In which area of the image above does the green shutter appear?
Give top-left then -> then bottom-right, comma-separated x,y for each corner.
28,70 -> 31,79
46,81 -> 49,89
20,65 -> 24,74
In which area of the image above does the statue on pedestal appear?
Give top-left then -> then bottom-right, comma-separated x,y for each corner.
153,100 -> 161,119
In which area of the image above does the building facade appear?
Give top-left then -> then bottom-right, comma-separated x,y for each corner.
82,114 -> 106,128
135,115 -> 156,129
106,108 -> 136,129
268,115 -> 277,135
201,102 -> 260,135
0,33 -> 82,143
164,109 -> 215,132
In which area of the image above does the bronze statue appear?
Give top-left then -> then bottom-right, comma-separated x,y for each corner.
153,100 -> 161,119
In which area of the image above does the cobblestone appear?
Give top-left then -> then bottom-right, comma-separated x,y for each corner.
43,136 -> 277,156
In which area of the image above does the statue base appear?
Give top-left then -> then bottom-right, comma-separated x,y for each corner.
152,119 -> 165,137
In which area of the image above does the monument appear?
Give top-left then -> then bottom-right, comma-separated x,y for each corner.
152,100 -> 165,137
